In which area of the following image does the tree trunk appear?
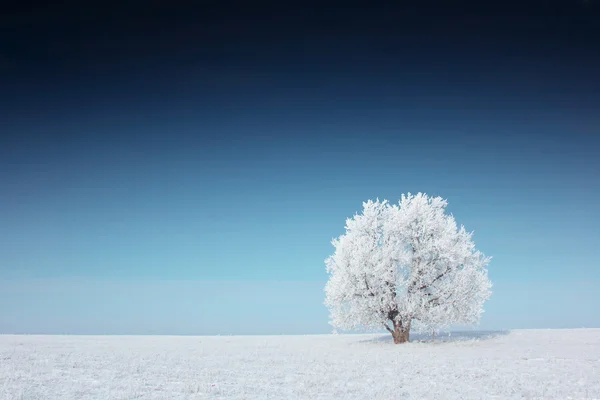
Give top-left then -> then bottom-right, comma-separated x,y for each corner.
391,319 -> 411,344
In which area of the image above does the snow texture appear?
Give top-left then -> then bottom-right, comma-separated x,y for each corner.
325,193 -> 492,335
1,329 -> 599,399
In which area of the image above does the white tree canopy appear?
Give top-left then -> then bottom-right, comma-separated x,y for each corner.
324,193 -> 492,342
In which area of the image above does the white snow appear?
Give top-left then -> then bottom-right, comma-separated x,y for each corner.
1,329 -> 599,399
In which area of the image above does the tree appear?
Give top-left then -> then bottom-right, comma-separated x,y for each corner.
324,193 -> 492,344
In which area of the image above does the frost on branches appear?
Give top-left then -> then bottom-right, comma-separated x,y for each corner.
324,193 -> 492,344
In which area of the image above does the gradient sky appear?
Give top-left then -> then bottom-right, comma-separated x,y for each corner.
1,1 -> 599,334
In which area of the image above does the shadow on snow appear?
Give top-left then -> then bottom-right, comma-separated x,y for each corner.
361,330 -> 511,344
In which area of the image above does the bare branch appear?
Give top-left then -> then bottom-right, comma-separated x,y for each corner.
364,276 -> 376,297
428,291 -> 455,307
418,264 -> 450,290
383,323 -> 394,334
428,296 -> 441,305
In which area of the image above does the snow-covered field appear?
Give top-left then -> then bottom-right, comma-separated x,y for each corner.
1,329 -> 599,399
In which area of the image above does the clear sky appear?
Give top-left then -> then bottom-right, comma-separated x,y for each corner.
1,1 -> 599,334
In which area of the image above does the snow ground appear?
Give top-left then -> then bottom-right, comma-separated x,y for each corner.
1,329 -> 599,399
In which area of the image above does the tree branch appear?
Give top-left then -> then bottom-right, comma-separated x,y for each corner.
383,323 -> 394,334
364,276 -> 376,297
428,291 -> 455,307
387,309 -> 399,321
418,264 -> 450,290
384,280 -> 396,298
428,296 -> 441,305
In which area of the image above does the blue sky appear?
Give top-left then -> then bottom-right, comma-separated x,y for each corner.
1,2 -> 599,334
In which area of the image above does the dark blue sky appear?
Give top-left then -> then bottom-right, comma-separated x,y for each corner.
1,1 -> 599,334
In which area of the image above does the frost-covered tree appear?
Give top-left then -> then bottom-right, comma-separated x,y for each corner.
324,193 -> 492,344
